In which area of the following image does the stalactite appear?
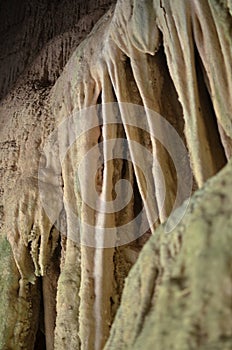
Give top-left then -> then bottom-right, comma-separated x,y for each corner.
0,0 -> 231,349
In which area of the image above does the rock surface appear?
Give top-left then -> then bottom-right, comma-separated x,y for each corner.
0,0 -> 116,100
105,159 -> 232,350
0,0 -> 231,349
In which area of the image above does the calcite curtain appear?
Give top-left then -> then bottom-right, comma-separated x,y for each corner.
0,0 -> 231,349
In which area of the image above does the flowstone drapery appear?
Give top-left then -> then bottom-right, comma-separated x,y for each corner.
0,0 -> 231,349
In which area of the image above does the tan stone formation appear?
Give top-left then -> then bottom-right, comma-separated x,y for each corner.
105,159 -> 232,350
0,0 -> 231,349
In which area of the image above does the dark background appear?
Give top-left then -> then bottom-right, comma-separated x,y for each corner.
0,0 -> 115,101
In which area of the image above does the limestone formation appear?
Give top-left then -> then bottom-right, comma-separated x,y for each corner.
0,0 -> 231,349
105,159 -> 232,350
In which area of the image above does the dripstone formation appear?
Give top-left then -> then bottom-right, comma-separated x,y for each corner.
0,1 -> 231,349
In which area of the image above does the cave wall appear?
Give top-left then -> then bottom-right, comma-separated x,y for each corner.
0,0 -> 116,100
0,0 -> 232,349
105,159 -> 232,350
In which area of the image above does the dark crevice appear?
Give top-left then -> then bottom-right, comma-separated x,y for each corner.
42,237 -> 61,350
34,278 -> 46,350
34,328 -> 46,350
97,91 -> 102,105
133,172 -> 143,219
194,42 -> 227,172
124,54 -> 143,105
33,236 -> 61,350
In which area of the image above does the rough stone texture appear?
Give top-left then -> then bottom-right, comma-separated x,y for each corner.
0,0 -> 231,349
105,159 -> 232,350
0,0 -> 116,100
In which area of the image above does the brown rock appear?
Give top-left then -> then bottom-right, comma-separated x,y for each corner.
0,1 -> 231,349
